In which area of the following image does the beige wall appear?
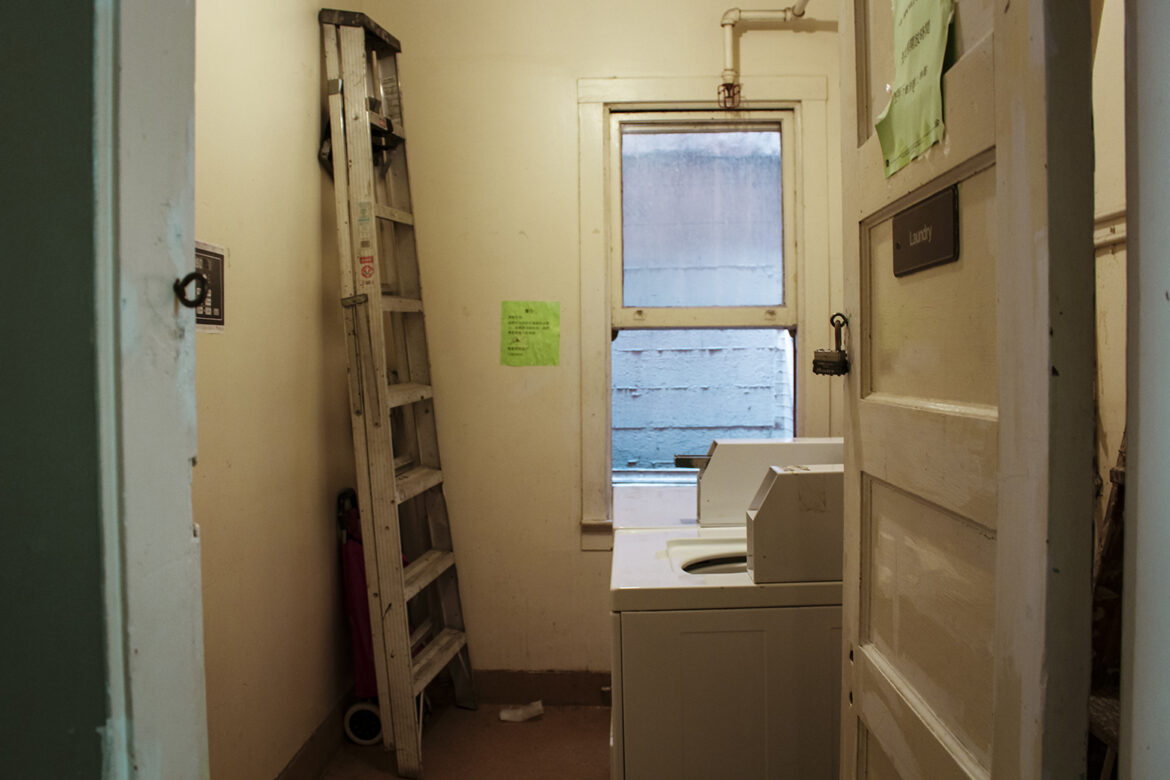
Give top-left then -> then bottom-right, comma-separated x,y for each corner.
193,0 -> 839,772
1093,0 -> 1126,523
373,0 -> 841,671
1094,0 -> 1126,217
194,1 -> 354,777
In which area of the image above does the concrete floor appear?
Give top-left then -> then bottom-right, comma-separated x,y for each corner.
320,704 -> 611,779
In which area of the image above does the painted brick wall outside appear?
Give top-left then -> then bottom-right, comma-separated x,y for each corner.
612,329 -> 794,469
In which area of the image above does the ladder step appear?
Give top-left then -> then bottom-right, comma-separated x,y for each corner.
368,109 -> 389,133
403,550 -> 456,602
409,617 -> 434,649
396,466 -> 443,503
375,203 -> 414,225
385,382 -> 433,409
411,628 -> 467,696
381,291 -> 424,313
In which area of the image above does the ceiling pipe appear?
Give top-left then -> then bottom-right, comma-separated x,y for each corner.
719,3 -> 813,108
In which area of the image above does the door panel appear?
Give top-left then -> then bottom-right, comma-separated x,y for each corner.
840,2 -> 1092,779
857,400 -> 997,526
855,651 -> 984,779
859,0 -> 893,140
864,476 -> 995,764
860,727 -> 901,780
950,3 -> 994,61
857,40 -> 995,213
867,169 -> 997,405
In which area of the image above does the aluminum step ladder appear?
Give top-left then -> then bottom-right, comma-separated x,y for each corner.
319,9 -> 476,777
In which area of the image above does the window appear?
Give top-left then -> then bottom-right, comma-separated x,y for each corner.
620,128 -> 786,309
577,77 -> 834,547
612,328 -> 795,476
608,112 -> 797,330
609,112 -> 798,492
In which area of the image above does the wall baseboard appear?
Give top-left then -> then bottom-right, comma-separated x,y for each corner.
276,694 -> 348,780
473,670 -> 611,707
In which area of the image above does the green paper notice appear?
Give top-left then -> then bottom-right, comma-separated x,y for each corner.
501,301 -> 560,366
875,0 -> 954,177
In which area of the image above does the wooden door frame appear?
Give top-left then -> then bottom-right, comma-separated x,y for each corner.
97,0 -> 209,774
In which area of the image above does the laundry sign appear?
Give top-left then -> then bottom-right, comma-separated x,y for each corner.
500,301 -> 560,366
874,0 -> 954,177
892,186 -> 959,276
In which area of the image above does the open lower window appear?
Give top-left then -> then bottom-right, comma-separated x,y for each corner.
612,327 -> 795,479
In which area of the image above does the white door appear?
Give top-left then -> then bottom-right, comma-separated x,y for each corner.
839,3 -> 1093,778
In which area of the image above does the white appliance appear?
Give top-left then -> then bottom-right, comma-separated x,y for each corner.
694,437 -> 843,525
746,464 -> 844,584
610,438 -> 845,779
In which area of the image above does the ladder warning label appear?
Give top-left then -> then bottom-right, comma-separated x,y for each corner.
500,301 -> 560,366
356,201 -> 375,285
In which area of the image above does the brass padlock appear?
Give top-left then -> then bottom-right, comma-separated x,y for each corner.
813,313 -> 850,376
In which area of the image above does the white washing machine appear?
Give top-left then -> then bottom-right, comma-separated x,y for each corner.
610,439 -> 844,780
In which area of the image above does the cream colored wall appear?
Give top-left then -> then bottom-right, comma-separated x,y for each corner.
1094,0 -> 1126,217
193,4 -> 840,770
370,0 -> 841,671
193,1 -> 355,777
1093,0 -> 1126,522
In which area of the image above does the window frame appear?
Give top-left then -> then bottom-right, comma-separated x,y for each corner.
609,110 -> 799,330
577,77 -> 834,550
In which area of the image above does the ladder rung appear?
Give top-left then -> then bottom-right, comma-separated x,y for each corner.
409,617 -> 433,649
396,466 -> 442,503
393,454 -> 413,471
411,628 -> 466,696
375,203 -> 414,225
368,109 -> 389,132
403,550 -> 456,602
381,292 -> 424,313
385,382 -> 433,409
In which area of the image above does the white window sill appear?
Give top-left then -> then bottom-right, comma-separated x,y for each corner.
613,484 -> 699,529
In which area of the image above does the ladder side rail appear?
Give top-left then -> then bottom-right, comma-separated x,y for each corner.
402,322 -> 438,467
383,209 -> 439,472
338,24 -> 423,775
321,20 -> 396,744
390,222 -> 422,298
377,53 -> 410,212
378,221 -> 402,294
387,144 -> 412,214
389,311 -> 424,466
376,108 -> 437,471
423,490 -> 477,708
369,48 -> 388,118
376,49 -> 404,134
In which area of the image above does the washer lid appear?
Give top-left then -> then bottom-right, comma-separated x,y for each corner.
611,527 -> 842,612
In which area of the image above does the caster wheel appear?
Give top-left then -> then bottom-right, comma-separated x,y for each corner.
344,701 -> 382,745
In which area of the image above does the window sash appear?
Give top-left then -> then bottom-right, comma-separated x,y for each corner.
607,110 -> 799,330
